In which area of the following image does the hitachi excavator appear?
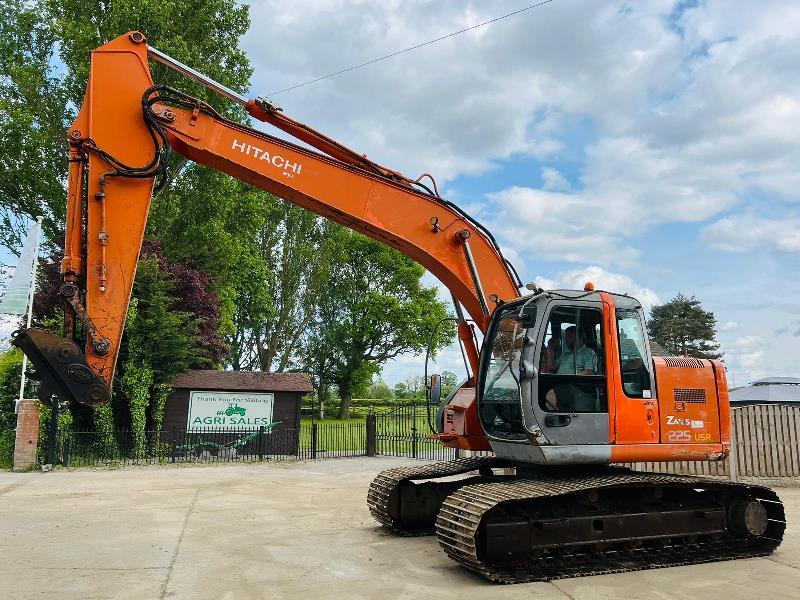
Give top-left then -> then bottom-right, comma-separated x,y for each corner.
13,33 -> 784,583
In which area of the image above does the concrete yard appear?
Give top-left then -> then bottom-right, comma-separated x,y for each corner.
0,458 -> 798,600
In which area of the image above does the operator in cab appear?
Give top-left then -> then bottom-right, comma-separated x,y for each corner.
544,326 -> 597,412
557,326 -> 596,375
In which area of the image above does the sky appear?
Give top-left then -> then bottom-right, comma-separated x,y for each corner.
237,0 -> 800,389
2,0 -> 797,390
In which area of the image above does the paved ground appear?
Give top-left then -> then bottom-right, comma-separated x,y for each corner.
0,458 -> 799,600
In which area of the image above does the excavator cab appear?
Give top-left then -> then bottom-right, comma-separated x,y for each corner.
475,288 -> 718,465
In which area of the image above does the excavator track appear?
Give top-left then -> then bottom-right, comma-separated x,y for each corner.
367,457 -> 507,535
435,468 -> 785,583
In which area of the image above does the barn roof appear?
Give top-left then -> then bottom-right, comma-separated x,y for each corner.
730,377 -> 800,405
170,370 -> 313,393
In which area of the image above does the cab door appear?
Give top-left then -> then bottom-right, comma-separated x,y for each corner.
603,293 -> 660,444
525,299 -> 610,445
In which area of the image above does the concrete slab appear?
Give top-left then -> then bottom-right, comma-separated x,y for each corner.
0,458 -> 797,600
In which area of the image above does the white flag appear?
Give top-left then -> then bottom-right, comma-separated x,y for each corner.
0,220 -> 42,315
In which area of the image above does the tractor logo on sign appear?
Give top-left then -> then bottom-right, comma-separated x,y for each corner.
218,404 -> 246,417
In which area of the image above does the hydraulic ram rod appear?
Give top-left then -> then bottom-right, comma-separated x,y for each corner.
148,46 -> 248,106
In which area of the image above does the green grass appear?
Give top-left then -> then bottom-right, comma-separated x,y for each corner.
297,413 -> 445,456
300,417 -> 365,425
299,420 -> 367,452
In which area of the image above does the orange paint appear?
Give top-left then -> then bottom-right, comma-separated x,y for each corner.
611,443 -> 726,463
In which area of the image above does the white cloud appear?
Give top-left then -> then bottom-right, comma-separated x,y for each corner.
733,335 -> 765,349
541,167 -> 570,192
719,320 -> 739,332
722,335 -> 768,383
244,2 -> 685,181
533,265 -> 660,313
243,1 -> 800,266
702,214 -> 800,254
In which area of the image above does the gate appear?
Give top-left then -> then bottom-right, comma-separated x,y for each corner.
374,403 -> 457,461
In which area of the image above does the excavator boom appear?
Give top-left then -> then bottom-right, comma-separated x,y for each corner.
14,32 -> 518,437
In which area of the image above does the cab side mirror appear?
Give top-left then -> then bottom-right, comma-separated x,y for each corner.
519,305 -> 537,328
428,373 -> 442,407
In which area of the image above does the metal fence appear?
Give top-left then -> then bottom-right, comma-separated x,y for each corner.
52,422 -> 368,467
47,403 -> 461,467
374,403 -> 458,461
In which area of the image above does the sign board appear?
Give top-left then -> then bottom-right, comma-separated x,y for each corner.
187,390 -> 275,430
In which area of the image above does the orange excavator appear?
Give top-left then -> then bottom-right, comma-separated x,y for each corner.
13,33 -> 784,583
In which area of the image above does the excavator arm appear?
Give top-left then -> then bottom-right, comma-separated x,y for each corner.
13,32 -> 520,423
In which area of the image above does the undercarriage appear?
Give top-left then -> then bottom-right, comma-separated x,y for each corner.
367,458 -> 785,583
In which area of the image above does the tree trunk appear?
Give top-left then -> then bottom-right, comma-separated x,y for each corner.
317,383 -> 329,420
338,390 -> 352,420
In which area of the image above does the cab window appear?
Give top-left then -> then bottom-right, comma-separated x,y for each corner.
538,305 -> 606,413
616,310 -> 652,398
478,305 -> 526,438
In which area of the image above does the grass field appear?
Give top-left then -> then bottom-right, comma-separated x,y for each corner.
297,412 -> 451,458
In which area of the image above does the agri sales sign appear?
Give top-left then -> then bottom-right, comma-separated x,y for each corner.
187,390 -> 275,430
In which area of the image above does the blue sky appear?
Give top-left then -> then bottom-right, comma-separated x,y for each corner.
238,0 -> 800,387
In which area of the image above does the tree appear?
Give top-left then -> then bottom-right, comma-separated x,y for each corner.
116,246 -> 224,450
0,0 -> 254,253
0,2 -> 71,249
392,382 -> 409,399
440,370 -> 459,397
305,229 -> 454,418
0,350 -> 24,468
403,375 -> 426,399
367,378 -> 394,400
148,168 -> 275,368
2,1 -> 263,439
228,205 -> 335,373
648,294 -> 723,360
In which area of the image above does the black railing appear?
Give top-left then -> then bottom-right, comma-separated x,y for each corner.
374,404 -> 458,461
47,403 -> 461,467
54,423 -> 367,467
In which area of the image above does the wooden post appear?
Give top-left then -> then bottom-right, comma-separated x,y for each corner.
311,422 -> 318,460
366,413 -> 376,457
729,410 -> 738,483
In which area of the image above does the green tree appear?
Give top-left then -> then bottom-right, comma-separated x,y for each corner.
118,252 -> 217,448
46,0 -> 266,362
2,1 -> 264,441
392,382 -> 408,399
0,2 -> 71,249
367,378 -> 394,400
307,230 -> 454,419
648,293 -> 723,360
0,0 -> 254,252
404,375 -> 426,399
440,370 -> 459,397
149,167 -> 275,357
229,205 -> 335,373
0,350 -> 24,468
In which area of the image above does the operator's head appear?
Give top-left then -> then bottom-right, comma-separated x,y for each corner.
565,326 -> 579,350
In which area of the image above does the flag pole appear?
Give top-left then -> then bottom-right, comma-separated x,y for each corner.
16,216 -> 43,414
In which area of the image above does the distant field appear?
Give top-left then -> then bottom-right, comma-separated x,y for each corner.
299,410 -> 442,457
301,399 -> 428,420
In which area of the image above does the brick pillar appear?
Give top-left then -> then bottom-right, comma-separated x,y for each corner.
13,400 -> 40,472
